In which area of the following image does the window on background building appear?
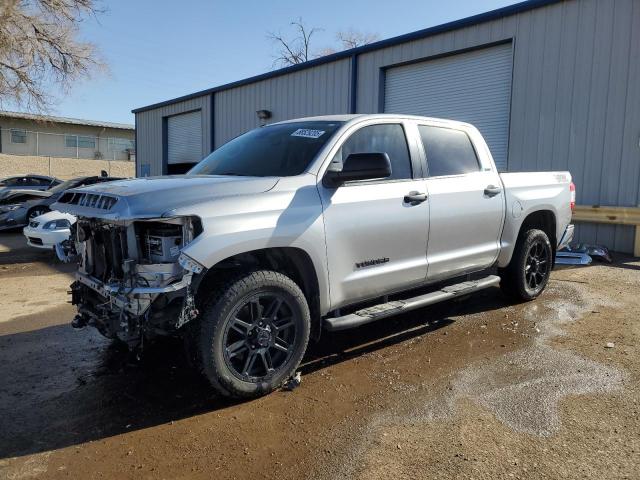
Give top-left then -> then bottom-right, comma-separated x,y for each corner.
10,129 -> 27,144
108,137 -> 135,151
78,136 -> 96,148
66,135 -> 96,148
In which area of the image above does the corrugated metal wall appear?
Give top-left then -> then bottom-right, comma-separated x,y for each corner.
213,59 -> 351,147
135,95 -> 212,176
135,0 -> 640,252
383,42 -> 513,170
356,0 -> 639,252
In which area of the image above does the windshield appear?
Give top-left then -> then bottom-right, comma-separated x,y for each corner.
188,121 -> 343,177
49,178 -> 82,194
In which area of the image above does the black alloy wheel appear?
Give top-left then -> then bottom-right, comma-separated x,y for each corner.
524,239 -> 551,293
222,293 -> 297,382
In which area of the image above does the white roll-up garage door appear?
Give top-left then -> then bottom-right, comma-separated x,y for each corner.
384,43 -> 513,170
167,110 -> 202,165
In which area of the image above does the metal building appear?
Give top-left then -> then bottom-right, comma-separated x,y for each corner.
133,0 -> 640,253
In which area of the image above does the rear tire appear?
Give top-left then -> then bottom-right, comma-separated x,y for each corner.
195,270 -> 310,398
499,228 -> 552,301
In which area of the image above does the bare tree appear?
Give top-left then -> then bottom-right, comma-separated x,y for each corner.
269,20 -> 380,67
268,19 -> 321,67
0,0 -> 105,112
336,29 -> 380,50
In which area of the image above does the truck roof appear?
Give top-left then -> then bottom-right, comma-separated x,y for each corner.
273,113 -> 474,129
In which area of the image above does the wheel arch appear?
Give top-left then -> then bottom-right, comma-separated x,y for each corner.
195,247 -> 323,341
518,210 -> 557,255
27,204 -> 50,219
497,208 -> 558,269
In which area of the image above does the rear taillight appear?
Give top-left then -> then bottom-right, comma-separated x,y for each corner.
570,181 -> 576,212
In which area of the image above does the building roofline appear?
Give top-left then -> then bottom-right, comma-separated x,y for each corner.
132,0 -> 561,114
0,110 -> 134,130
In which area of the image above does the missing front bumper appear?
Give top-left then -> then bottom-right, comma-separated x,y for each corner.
75,270 -> 193,315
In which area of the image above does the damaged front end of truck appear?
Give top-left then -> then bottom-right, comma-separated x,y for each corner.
53,189 -> 205,349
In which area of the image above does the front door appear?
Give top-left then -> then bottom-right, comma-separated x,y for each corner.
318,122 -> 429,310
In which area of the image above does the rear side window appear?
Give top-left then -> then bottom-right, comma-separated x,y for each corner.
418,125 -> 480,177
335,124 -> 412,180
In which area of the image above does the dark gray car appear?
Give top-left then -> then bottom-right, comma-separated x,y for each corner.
0,175 -> 60,196
0,175 -> 123,230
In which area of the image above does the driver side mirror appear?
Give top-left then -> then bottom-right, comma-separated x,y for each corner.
324,152 -> 392,187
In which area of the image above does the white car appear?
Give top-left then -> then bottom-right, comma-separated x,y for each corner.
23,211 -> 76,249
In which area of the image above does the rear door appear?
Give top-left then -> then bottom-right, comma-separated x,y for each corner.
319,120 -> 429,309
417,123 -> 504,281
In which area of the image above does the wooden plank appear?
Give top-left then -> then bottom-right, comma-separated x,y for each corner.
573,205 -> 640,226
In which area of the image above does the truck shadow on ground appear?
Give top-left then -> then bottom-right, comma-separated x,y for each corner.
0,288 -> 509,460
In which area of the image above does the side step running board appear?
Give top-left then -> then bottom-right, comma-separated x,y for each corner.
324,275 -> 500,332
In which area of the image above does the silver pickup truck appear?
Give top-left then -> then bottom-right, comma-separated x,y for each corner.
53,114 -> 574,398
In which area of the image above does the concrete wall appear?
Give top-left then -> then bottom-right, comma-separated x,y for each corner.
0,153 -> 135,180
0,117 -> 134,161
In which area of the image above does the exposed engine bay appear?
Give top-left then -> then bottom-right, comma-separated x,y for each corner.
66,216 -> 204,347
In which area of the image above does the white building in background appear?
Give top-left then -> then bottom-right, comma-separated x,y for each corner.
0,110 -> 135,162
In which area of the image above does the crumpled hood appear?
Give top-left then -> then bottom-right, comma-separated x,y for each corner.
51,175 -> 279,219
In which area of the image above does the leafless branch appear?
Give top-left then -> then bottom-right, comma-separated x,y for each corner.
0,0 -> 106,113
268,18 -> 322,67
268,19 -> 381,67
336,29 -> 380,50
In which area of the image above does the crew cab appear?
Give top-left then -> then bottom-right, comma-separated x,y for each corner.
53,114 -> 574,398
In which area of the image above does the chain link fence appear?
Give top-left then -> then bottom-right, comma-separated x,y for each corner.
0,128 -> 135,161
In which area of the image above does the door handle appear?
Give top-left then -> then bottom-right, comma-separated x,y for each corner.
404,191 -> 428,205
484,185 -> 502,197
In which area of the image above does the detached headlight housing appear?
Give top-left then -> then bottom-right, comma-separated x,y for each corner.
0,204 -> 21,213
44,219 -> 71,230
178,252 -> 204,274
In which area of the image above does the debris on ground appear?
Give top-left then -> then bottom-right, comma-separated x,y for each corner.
283,371 -> 302,391
570,243 -> 613,263
605,342 -> 615,349
555,250 -> 592,265
556,243 -> 613,265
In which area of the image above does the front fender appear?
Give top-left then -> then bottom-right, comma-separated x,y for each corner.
177,176 -> 331,314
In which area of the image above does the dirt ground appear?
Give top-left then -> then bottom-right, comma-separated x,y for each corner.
0,232 -> 638,479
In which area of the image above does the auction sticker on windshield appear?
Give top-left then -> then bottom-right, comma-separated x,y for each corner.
291,128 -> 325,139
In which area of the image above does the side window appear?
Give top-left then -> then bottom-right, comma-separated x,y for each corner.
418,125 -> 480,177
335,124 -> 412,180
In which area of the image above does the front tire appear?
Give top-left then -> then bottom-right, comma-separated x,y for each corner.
196,270 -> 310,398
500,229 -> 552,301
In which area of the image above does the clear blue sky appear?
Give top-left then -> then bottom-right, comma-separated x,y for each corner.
51,0 -> 515,124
